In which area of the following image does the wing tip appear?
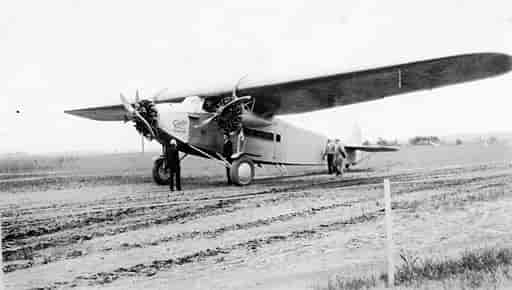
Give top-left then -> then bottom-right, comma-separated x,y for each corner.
474,52 -> 512,76
63,107 -> 126,121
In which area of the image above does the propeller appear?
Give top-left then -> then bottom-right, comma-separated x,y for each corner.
196,95 -> 251,128
120,93 -> 157,139
195,75 -> 251,129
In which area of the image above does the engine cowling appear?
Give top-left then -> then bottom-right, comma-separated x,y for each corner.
133,100 -> 159,140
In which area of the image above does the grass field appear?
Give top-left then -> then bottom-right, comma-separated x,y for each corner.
1,141 -> 510,184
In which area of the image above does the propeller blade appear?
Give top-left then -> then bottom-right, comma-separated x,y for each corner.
221,95 -> 252,113
120,93 -> 135,114
135,89 -> 140,102
232,74 -> 248,99
153,88 -> 168,102
194,96 -> 251,128
194,113 -> 217,128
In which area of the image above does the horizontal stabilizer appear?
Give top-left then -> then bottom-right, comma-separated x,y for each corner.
345,145 -> 399,152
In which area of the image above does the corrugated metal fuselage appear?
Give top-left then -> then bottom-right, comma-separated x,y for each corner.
154,100 -> 328,166
244,119 -> 327,166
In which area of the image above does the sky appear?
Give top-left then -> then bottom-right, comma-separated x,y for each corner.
2,0 -> 512,154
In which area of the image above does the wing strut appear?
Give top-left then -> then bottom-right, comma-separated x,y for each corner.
186,142 -> 231,168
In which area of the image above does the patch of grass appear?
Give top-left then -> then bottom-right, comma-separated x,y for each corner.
324,276 -> 377,290
322,248 -> 512,290
391,248 -> 512,285
0,155 -> 80,173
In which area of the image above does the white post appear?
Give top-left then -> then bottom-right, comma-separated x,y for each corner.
1,215 -> 4,290
384,179 -> 394,287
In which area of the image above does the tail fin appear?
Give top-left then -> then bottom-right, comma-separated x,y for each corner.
345,123 -> 362,167
344,124 -> 399,167
348,123 -> 363,145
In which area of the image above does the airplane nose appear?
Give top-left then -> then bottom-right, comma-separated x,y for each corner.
124,98 -> 159,140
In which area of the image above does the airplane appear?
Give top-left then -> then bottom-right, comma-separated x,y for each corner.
65,52 -> 511,185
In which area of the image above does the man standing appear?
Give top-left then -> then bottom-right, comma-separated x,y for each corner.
334,139 -> 347,176
223,137 -> 233,185
166,138 -> 181,191
323,139 -> 336,174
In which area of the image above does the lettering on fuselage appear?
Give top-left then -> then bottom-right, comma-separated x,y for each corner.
172,119 -> 187,133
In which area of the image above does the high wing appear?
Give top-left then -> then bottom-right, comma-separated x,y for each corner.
344,145 -> 399,152
65,53 -> 511,121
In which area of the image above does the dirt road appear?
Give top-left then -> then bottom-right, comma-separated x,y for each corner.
2,144 -> 512,289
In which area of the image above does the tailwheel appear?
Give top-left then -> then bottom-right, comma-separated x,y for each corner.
230,156 -> 255,186
152,157 -> 170,185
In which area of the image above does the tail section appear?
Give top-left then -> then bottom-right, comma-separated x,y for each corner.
343,123 -> 399,168
345,123 -> 363,167
348,123 -> 363,146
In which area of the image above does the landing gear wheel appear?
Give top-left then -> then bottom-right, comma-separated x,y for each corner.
230,156 -> 255,186
152,157 -> 170,185
345,163 -> 350,170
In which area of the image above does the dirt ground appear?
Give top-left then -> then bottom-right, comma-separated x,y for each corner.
2,143 -> 512,290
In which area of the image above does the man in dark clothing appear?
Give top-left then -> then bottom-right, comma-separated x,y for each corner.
166,138 -> 181,191
223,138 -> 233,185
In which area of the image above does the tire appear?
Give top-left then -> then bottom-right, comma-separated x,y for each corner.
152,157 -> 170,185
229,156 -> 255,186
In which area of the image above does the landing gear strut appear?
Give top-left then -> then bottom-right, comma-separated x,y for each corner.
152,157 -> 170,185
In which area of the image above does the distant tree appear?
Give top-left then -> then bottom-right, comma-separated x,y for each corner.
376,138 -> 399,146
455,139 -> 463,145
409,136 -> 441,145
488,136 -> 498,144
362,140 -> 371,146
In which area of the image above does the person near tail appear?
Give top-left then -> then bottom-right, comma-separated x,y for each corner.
166,138 -> 181,191
334,139 -> 347,176
323,139 -> 336,174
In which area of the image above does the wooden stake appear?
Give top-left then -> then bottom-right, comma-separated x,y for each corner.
384,178 -> 394,287
0,215 -> 4,290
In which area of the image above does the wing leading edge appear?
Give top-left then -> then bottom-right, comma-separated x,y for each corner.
65,52 -> 511,121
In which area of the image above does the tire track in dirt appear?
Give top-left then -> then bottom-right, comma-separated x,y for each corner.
2,172 -> 396,245
1,169 -> 406,251
10,172 -> 510,275
5,170 -> 509,273
3,172 -> 394,272
36,208 -> 383,289
6,201 -> 355,272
